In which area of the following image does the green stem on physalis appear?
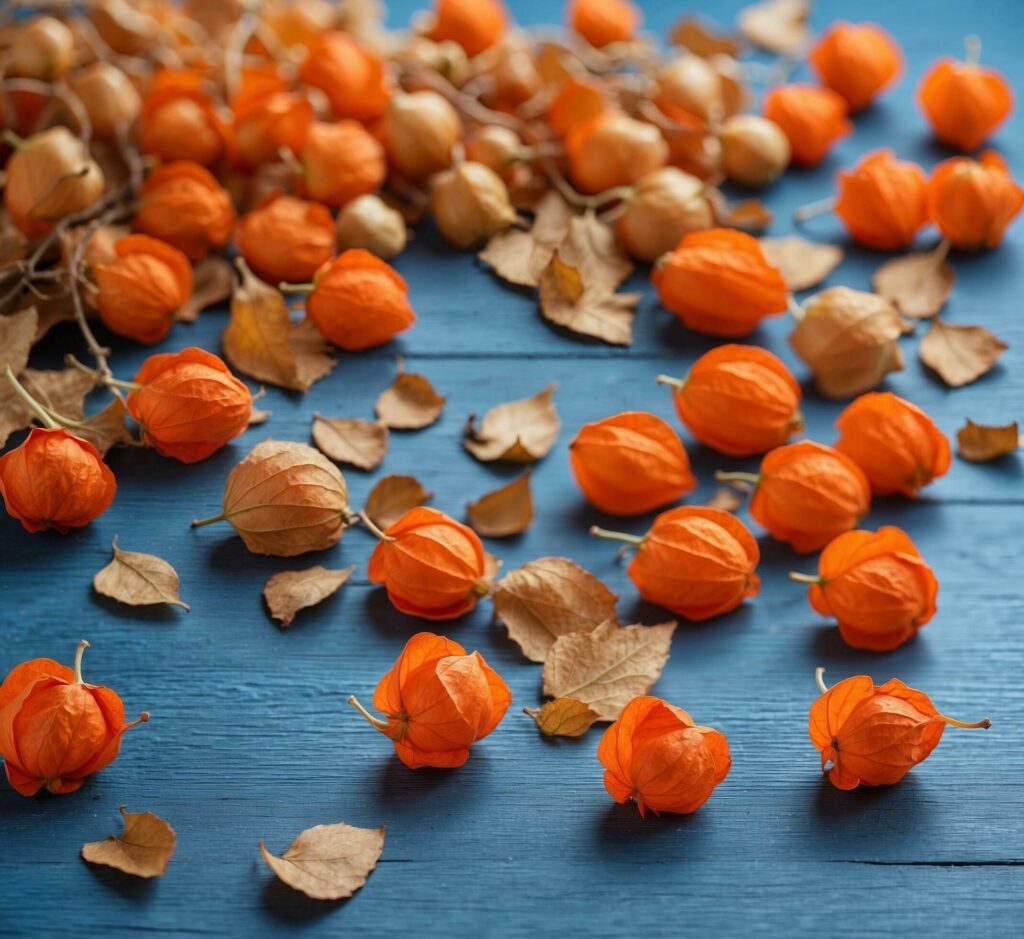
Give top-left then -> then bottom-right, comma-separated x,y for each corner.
815,667 -> 829,695
347,695 -> 392,733
941,713 -> 991,730
715,470 -> 761,488
964,34 -> 982,66
64,354 -> 141,391
358,511 -> 395,542
788,572 -> 821,585
4,365 -> 59,429
655,374 -> 685,391
72,639 -> 91,684
793,196 -> 836,223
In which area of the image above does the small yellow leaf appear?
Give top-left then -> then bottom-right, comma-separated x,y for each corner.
363,475 -> 433,529
312,416 -> 388,470
81,807 -> 176,879
93,537 -> 189,611
956,419 -> 1021,463
464,383 -> 560,463
524,698 -> 599,738
467,470 -> 533,537
919,319 -> 1007,387
264,565 -> 355,627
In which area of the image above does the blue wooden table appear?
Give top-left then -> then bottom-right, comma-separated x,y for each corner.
2,1 -> 1023,936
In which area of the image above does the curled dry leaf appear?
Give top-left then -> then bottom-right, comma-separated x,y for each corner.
492,556 -> 618,662
956,419 -> 1021,463
374,360 -> 446,429
464,383 -> 559,463
363,474 -> 433,529
760,237 -> 843,292
919,319 -> 1007,387
264,565 -> 355,627
0,367 -> 96,447
713,194 -> 773,233
178,255 -> 234,323
706,486 -> 746,512
466,470 -> 533,537
542,620 -> 677,722
738,0 -> 811,54
0,306 -> 38,374
312,416 -> 388,470
523,698 -> 599,738
260,822 -> 385,901
93,537 -> 190,611
478,191 -> 575,288
81,807 -> 177,879
872,250 -> 955,319
73,395 -> 134,456
671,17 -> 742,57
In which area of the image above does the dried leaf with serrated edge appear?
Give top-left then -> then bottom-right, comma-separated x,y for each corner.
73,395 -> 133,455
872,251 -> 954,319
523,698 -> 599,737
542,620 -> 677,721
264,565 -> 355,627
0,307 -> 37,374
706,486 -> 745,512
956,420 -> 1021,463
466,470 -> 533,537
363,475 -> 432,529
478,191 -> 574,287
93,537 -> 189,611
178,255 -> 234,322
464,383 -> 559,463
0,367 -> 95,447
312,415 -> 388,470
671,17 -> 741,57
492,557 -> 618,662
260,822 -> 384,901
919,320 -> 1007,387
375,359 -> 446,429
760,237 -> 843,292
738,0 -> 810,54
81,807 -> 176,879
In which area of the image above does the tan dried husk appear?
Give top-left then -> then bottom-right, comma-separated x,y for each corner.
336,195 -> 408,259
719,115 -> 791,188
384,90 -> 461,181
431,162 -> 517,249
619,167 -> 713,262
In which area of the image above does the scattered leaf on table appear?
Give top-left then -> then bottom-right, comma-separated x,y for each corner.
363,475 -> 432,529
248,406 -> 270,426
466,470 -> 533,537
81,807 -> 176,878
492,557 -> 618,662
760,237 -> 843,292
706,486 -> 746,512
260,822 -> 385,901
542,620 -> 677,721
264,565 -> 355,627
524,698 -> 599,738
0,367 -> 96,447
478,191 -> 574,288
93,537 -> 190,611
178,255 -> 234,322
956,419 -> 1021,463
567,213 -> 633,290
375,359 -> 446,429
671,17 -> 742,57
738,0 -> 811,54
464,383 -> 559,463
0,306 -> 38,374
72,395 -> 134,455
919,319 -> 1007,387
713,194 -> 773,232
872,251 -> 954,319
312,416 -> 388,470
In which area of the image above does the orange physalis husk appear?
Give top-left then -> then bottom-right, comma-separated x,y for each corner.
591,506 -> 760,620
722,441 -> 871,554
0,641 -> 148,797
139,70 -> 230,166
305,250 -> 415,351
652,229 -> 788,337
809,669 -> 990,790
926,151 -> 1024,251
300,121 -> 387,208
659,344 -> 802,457
297,31 -> 389,122
918,56 -> 1013,153
95,234 -> 193,344
834,392 -> 951,497
568,0 -> 640,49
598,695 -> 730,816
348,632 -> 511,769
366,507 -> 489,620
792,527 -> 937,652
236,193 -> 336,286
133,161 -> 235,261
429,0 -> 507,58
547,75 -> 609,138
569,411 -> 696,516
234,91 -> 314,169
70,62 -> 142,140
618,167 -> 713,262
808,21 -> 903,113
834,150 -> 928,251
192,440 -> 353,557
126,347 -> 253,464
762,85 -> 852,168
0,428 -> 116,533
382,91 -> 463,182
564,110 -> 668,194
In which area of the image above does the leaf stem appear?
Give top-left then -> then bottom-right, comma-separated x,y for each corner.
72,639 -> 90,684
589,525 -> 644,546
815,667 -> 829,695
347,695 -> 391,732
4,366 -> 59,429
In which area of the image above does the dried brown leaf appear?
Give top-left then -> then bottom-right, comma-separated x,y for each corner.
178,255 -> 234,322
568,213 -> 634,290
872,251 -> 955,319
466,470 -> 533,537
248,407 -> 270,426
73,395 -> 133,455
0,367 -> 96,447
738,0 -> 811,54
81,807 -> 176,879
706,487 -> 745,512
714,195 -> 773,232
0,210 -> 28,268
312,416 -> 388,470
0,307 -> 38,374
375,361 -> 446,429
760,237 -> 843,292
264,565 -> 355,627
32,290 -> 78,339
671,17 -> 742,57
260,822 -> 385,901
542,620 -> 677,721
919,320 -> 1007,387
523,698 -> 599,738
464,383 -> 559,463
492,557 -> 618,662
363,475 -> 433,529
93,537 -> 189,611
478,191 -> 575,288
956,419 -> 1021,463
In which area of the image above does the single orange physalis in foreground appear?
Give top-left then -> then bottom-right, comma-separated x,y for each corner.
809,668 -> 990,790
658,345 -> 802,457
569,412 -> 696,516
791,528 -> 937,651
126,348 -> 252,464
297,31 -> 389,122
762,85 -> 852,167
926,151 -> 1024,250
834,392 -> 950,497
565,111 -> 668,194
366,507 -> 490,620
0,640 -> 148,796
653,229 -> 788,337
808,21 -> 902,112
348,632 -> 511,769
833,150 -> 928,251
591,507 -> 760,621
598,695 -> 730,816
568,0 -> 640,49
430,0 -> 506,58
719,441 -> 871,553
235,193 -> 336,285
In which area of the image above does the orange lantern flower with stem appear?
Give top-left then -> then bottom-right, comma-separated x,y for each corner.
235,192 -> 336,286
762,84 -> 852,167
568,0 -> 640,49
810,668 -> 990,790
808,21 -> 903,113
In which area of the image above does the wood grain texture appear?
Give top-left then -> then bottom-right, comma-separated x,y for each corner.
2,1 -> 1023,937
